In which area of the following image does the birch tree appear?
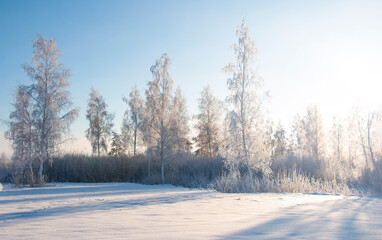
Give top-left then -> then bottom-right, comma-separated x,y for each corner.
304,106 -> 326,161
194,85 -> 222,158
86,88 -> 114,159
170,87 -> 190,156
5,86 -> 36,185
142,53 -> 173,184
328,116 -> 346,180
354,108 -> 379,171
122,85 -> 144,156
22,34 -> 78,185
292,106 -> 326,161
223,19 -> 270,187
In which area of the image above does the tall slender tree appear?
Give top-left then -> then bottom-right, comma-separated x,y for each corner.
328,116 -> 346,180
122,85 -> 144,156
86,88 -> 114,159
223,19 -> 270,187
354,108 -> 379,170
5,86 -> 35,185
170,87 -> 190,156
304,106 -> 326,161
142,53 -> 174,184
22,34 -> 78,185
194,85 -> 222,158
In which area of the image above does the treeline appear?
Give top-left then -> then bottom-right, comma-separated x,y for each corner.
43,155 -> 224,188
3,19 -> 382,194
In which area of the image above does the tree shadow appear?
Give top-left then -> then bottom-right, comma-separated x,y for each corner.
220,196 -> 379,239
0,183 -> 189,204
0,183 -> 211,227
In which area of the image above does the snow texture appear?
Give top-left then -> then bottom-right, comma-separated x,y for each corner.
0,182 -> 381,239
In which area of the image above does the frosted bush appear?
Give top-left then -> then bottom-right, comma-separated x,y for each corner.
214,168 -> 357,195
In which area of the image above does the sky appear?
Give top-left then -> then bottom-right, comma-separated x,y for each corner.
1,0 -> 382,156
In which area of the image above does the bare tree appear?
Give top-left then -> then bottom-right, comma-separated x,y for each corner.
193,85 -> 222,159
122,85 -> 144,156
328,116 -> 346,180
222,19 -> 270,187
354,108 -> 379,170
22,34 -> 78,185
86,87 -> 114,159
142,53 -> 174,184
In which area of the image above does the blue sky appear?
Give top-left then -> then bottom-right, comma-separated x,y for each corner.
1,0 -> 382,155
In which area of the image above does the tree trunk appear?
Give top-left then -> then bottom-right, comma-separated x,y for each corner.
366,112 -> 376,170
241,113 -> 253,187
160,122 -> 165,184
134,128 -> 137,156
28,129 -> 34,186
97,137 -> 100,160
148,148 -> 151,178
38,159 -> 43,186
242,129 -> 254,187
29,160 -> 34,186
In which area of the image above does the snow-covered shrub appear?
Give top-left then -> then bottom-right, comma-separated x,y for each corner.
214,168 -> 356,195
362,157 -> 382,192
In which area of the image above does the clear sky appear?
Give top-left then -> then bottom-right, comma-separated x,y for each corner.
1,0 -> 382,156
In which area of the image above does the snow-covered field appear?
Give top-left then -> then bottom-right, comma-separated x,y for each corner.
0,182 -> 381,239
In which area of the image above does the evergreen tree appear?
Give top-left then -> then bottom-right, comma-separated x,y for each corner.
109,132 -> 125,156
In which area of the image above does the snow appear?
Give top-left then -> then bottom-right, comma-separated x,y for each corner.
0,182 -> 381,239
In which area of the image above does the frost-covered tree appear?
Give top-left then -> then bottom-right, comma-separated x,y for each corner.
304,106 -> 326,161
122,85 -> 144,156
329,117 -> 344,164
109,132 -> 125,156
346,115 -> 362,179
86,88 -> 114,159
222,19 -> 270,187
271,122 -> 287,161
142,53 -> 174,184
22,34 -> 78,185
170,87 -> 190,156
194,85 -> 222,158
328,116 -> 347,180
354,108 -> 379,170
291,114 -> 305,161
5,86 -> 36,185
292,106 -> 326,161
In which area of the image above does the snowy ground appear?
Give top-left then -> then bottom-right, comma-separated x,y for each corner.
0,182 -> 381,239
